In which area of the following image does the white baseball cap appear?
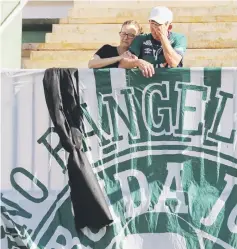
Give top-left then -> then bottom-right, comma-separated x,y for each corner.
149,6 -> 173,24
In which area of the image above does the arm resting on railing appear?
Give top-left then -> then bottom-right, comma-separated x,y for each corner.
88,54 -> 122,69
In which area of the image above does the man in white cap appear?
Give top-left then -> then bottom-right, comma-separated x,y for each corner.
119,6 -> 187,77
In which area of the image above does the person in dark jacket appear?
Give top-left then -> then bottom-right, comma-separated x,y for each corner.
88,20 -> 143,69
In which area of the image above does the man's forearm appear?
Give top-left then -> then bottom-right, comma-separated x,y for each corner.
118,58 -> 139,69
161,36 -> 182,67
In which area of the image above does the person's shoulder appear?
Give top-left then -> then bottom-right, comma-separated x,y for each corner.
170,32 -> 187,56
136,33 -> 152,40
100,44 -> 116,49
131,33 -> 153,46
170,32 -> 186,42
95,44 -> 116,55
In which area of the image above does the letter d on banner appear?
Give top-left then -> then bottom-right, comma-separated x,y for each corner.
114,170 -> 150,218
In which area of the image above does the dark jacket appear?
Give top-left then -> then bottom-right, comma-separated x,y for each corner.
43,68 -> 113,230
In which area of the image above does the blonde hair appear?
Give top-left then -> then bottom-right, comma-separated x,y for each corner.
121,20 -> 143,35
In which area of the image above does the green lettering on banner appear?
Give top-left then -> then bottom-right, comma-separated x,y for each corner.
202,68 -> 221,146
6,236 -> 27,249
80,103 -> 111,147
103,88 -> 139,142
227,203 -> 237,233
10,168 -> 48,203
114,169 -> 150,218
37,127 -> 66,172
208,91 -> 236,143
175,83 -> 208,135
142,82 -> 172,135
1,194 -> 32,219
1,205 -> 32,245
154,162 -> 188,213
45,226 -> 83,249
1,194 -> 33,244
200,174 -> 237,227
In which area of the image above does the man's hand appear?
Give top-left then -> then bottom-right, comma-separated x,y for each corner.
119,51 -> 137,60
153,24 -> 168,41
118,54 -> 154,76
136,59 -> 155,78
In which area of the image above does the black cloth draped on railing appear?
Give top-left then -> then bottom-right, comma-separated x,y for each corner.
43,68 -> 113,230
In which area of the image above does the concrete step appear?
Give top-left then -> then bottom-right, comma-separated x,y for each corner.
63,5 -> 237,24
24,49 -> 237,68
52,22 -> 237,35
34,42 -> 118,50
185,49 -> 237,66
30,50 -> 95,60
46,23 -> 237,49
22,58 -> 88,69
73,0 -> 236,9
22,58 -> 84,69
29,49 -> 237,61
42,42 -> 119,50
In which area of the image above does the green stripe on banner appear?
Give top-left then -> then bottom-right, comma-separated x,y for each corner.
31,185 -> 69,242
94,68 -> 113,95
93,145 -> 237,168
204,68 -> 222,88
